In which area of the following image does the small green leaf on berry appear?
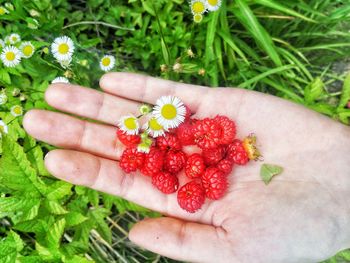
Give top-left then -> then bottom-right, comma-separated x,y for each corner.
260,164 -> 283,185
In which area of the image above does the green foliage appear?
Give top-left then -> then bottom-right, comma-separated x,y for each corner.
0,0 -> 350,262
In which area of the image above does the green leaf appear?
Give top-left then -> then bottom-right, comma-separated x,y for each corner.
65,212 -> 88,227
45,200 -> 68,215
47,181 -> 72,200
0,69 -> 11,85
46,218 -> 66,248
338,73 -> 350,109
63,255 -> 93,263
89,208 -> 111,244
8,230 -> 24,252
260,164 -> 283,185
304,78 -> 324,103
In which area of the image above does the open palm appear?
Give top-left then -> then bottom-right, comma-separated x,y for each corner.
23,73 -> 350,263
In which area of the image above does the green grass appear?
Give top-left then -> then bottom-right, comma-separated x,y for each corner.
0,0 -> 350,262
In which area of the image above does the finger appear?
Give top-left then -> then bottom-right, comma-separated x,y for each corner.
23,110 -> 122,160
45,83 -> 140,125
44,149 -> 208,221
129,217 -> 233,263
99,72 -> 210,112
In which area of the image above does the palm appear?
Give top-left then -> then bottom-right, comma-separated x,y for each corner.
24,73 -> 350,263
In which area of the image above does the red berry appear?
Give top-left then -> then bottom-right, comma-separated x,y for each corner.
193,118 -> 222,149
217,159 -> 234,176
156,133 -> 182,151
164,150 -> 187,174
119,148 -> 145,173
176,122 -> 195,146
117,129 -> 141,147
152,172 -> 179,194
177,181 -> 205,213
214,115 -> 236,145
227,139 -> 249,165
202,146 -> 226,166
202,167 -> 228,200
140,148 -> 165,176
184,105 -> 192,121
185,153 -> 206,179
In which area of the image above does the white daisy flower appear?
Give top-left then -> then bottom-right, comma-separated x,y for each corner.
193,13 -> 203,23
0,6 -> 8,15
8,33 -> 21,44
143,117 -> 166,138
51,36 -> 75,61
10,105 -> 23,117
20,41 -> 35,58
0,46 -> 21,67
205,0 -> 221,11
153,96 -> 186,129
52,77 -> 69,84
0,93 -> 7,105
99,55 -> 115,72
0,39 -> 4,49
0,119 -> 8,137
58,57 -> 72,69
190,0 -> 207,15
118,115 -> 139,135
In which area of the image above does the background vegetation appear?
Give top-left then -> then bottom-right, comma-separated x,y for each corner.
0,0 -> 350,262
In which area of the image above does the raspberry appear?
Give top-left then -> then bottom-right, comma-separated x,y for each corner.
140,148 -> 165,176
184,105 -> 192,121
214,115 -> 236,145
185,153 -> 206,179
152,172 -> 179,194
163,150 -> 187,174
119,148 -> 145,173
202,146 -> 226,166
193,118 -> 222,149
217,159 -> 234,176
156,133 -> 182,151
176,122 -> 195,146
202,167 -> 228,200
117,129 -> 141,147
177,181 -> 205,213
227,139 -> 249,165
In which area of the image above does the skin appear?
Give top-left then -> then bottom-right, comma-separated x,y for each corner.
23,72 -> 350,263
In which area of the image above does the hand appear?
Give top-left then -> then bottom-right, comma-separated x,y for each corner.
23,73 -> 350,263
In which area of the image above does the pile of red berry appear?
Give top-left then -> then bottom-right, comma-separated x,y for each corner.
117,97 -> 260,213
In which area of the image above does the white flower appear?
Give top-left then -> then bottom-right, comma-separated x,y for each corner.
193,13 -> 203,23
0,119 -> 8,137
0,6 -> 8,15
51,36 -> 75,61
153,96 -> 186,129
99,55 -> 115,72
10,105 -> 23,117
0,39 -> 4,49
118,115 -> 139,135
0,46 -> 21,67
0,93 -> 7,105
8,33 -> 21,44
52,77 -> 69,84
58,57 -> 72,69
205,0 -> 221,11
20,41 -> 35,58
190,0 -> 207,15
143,117 -> 166,138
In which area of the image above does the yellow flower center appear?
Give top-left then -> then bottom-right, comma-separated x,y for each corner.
124,117 -> 137,130
58,43 -> 69,54
193,14 -> 203,23
6,51 -> 15,61
149,118 -> 163,131
13,106 -> 22,115
23,45 -> 33,56
0,7 -> 6,15
161,104 -> 177,120
208,0 -> 218,6
101,57 -> 111,66
192,2 -> 205,13
12,36 -> 17,42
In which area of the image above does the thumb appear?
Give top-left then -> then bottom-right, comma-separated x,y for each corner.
128,217 -> 234,263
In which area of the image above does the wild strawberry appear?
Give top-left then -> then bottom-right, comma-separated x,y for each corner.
217,159 -> 234,176
152,172 -> 179,194
193,118 -> 222,149
227,139 -> 249,165
164,150 -> 187,174
117,129 -> 141,147
156,133 -> 182,151
202,167 -> 228,200
202,146 -> 226,166
140,148 -> 165,176
119,148 -> 145,173
177,181 -> 205,213
185,153 -> 206,179
214,115 -> 236,145
176,122 -> 195,146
